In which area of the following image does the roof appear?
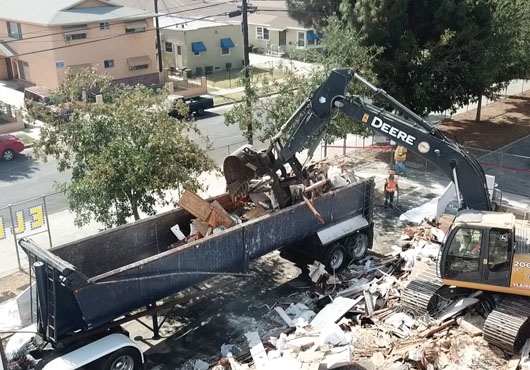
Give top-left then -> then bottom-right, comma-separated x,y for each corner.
158,16 -> 230,31
454,210 -> 516,229
113,0 -> 308,29
247,12 -> 308,30
0,0 -> 155,26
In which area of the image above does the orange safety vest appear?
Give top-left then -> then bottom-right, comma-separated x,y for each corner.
395,146 -> 407,161
386,179 -> 397,193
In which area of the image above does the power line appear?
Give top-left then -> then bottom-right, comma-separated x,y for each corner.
0,11 -> 230,59
1,1 -> 234,44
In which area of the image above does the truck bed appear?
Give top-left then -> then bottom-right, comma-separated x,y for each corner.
20,178 -> 374,343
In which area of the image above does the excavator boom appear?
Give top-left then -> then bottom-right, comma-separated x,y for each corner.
224,68 -> 491,211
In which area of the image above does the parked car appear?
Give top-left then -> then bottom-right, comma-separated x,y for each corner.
169,96 -> 214,119
0,134 -> 25,161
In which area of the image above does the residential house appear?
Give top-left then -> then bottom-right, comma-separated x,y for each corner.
159,16 -> 244,77
0,0 -> 159,89
247,12 -> 322,56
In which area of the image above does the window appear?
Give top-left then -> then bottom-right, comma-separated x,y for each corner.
176,45 -> 182,55
256,27 -> 269,40
297,31 -> 305,47
221,47 -> 230,55
7,21 -> 22,40
165,42 -> 173,52
445,228 -> 483,276
100,22 -> 110,30
104,59 -> 114,69
488,229 -> 511,272
63,24 -> 87,41
129,64 -> 148,71
68,33 -> 87,40
125,26 -> 145,34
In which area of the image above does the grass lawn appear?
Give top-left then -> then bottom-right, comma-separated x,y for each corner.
16,133 -> 37,145
213,92 -> 246,106
207,67 -> 289,90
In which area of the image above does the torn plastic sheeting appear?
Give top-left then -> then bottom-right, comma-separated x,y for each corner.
399,197 -> 439,224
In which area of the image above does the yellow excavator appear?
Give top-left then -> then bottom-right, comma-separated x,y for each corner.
223,68 -> 530,352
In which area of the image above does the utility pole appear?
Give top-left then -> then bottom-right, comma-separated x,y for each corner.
154,0 -> 163,73
242,0 -> 253,144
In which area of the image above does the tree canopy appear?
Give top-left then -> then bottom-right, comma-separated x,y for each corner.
286,0 -> 530,119
30,68 -> 215,228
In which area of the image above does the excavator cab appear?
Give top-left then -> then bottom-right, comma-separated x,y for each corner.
440,210 -> 515,290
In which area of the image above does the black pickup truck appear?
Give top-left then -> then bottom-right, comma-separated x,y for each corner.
169,95 -> 214,118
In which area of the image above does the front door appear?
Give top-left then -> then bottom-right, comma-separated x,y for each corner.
442,227 -> 485,284
279,30 -> 286,47
482,228 -> 512,287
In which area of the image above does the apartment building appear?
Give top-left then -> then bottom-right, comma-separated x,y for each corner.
0,0 -> 159,89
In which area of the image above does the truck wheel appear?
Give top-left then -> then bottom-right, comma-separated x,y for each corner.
99,347 -> 143,370
2,149 -> 14,161
322,244 -> 347,272
196,107 -> 205,116
346,232 -> 369,260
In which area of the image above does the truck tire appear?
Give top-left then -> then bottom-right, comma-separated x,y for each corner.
98,347 -> 143,370
345,232 -> 369,261
196,107 -> 205,116
322,244 -> 347,273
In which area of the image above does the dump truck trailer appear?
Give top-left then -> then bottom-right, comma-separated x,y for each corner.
11,178 -> 374,370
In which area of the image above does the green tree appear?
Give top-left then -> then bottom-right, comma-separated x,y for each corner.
225,15 -> 381,144
30,68 -> 215,228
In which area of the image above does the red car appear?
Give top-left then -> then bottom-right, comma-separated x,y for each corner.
0,134 -> 25,161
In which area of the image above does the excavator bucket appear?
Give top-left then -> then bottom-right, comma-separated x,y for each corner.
223,145 -> 259,200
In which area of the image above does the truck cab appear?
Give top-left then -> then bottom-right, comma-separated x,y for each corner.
440,210 -> 530,296
168,95 -> 214,119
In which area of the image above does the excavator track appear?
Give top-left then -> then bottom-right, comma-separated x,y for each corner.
401,265 -> 444,315
483,295 -> 530,353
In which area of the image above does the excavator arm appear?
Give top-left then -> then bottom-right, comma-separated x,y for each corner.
223,68 -> 492,211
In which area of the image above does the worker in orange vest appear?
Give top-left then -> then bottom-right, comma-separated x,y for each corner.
394,145 -> 407,177
384,170 -> 399,208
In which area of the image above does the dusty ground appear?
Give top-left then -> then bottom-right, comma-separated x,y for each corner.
0,271 -> 29,304
438,92 -> 530,150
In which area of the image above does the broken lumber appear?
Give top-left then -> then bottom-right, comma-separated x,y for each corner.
179,190 -> 235,229
179,190 -> 212,221
421,319 -> 456,338
302,195 -> 325,224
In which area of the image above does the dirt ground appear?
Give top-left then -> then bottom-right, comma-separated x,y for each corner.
0,271 -> 29,304
438,91 -> 530,150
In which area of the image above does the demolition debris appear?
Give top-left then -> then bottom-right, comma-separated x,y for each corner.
192,220 -> 516,370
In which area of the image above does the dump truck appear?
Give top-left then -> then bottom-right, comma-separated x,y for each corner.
8,178 -> 374,370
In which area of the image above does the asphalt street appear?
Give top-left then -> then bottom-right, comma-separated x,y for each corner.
0,105 -> 248,214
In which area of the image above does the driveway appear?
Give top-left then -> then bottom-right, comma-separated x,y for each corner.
0,80 -> 24,108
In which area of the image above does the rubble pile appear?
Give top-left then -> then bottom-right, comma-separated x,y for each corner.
195,221 -> 518,370
170,159 -> 358,246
